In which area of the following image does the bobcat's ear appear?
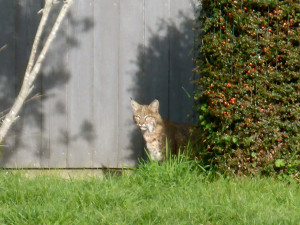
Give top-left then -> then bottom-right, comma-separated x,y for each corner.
149,99 -> 159,112
131,99 -> 140,111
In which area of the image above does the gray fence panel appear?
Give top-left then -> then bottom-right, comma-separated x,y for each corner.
0,0 -> 17,167
143,0 -> 170,119
0,0 -> 196,168
118,0 -> 145,167
13,1 -> 43,168
93,0 -> 120,168
41,5 -> 72,168
67,0 -> 95,168
169,1 -> 195,123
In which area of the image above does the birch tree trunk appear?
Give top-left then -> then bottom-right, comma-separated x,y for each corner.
0,0 -> 73,143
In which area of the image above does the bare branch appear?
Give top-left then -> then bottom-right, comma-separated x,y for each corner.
0,93 -> 46,121
0,0 -> 73,143
26,0 -> 52,74
27,0 -> 73,88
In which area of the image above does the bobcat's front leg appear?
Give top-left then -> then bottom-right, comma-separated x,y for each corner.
149,149 -> 164,161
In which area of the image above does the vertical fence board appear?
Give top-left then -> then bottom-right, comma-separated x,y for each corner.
14,1 -> 42,168
118,0 -> 145,166
92,0 -> 120,168
169,0 -> 195,123
143,0 -> 170,119
41,4 -> 70,168
67,0 -> 94,168
0,0 -> 17,167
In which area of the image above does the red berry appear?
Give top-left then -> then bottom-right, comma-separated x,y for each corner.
229,98 -> 236,104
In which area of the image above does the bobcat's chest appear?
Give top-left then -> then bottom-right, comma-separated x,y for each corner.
143,133 -> 166,161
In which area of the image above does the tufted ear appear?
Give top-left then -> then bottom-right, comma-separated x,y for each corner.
131,99 -> 140,111
149,99 -> 159,112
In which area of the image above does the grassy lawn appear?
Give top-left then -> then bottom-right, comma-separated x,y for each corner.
0,159 -> 299,225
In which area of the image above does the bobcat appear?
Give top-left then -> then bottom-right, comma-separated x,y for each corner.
131,99 -> 192,161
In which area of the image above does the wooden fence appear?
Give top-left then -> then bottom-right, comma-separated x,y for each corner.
0,0 -> 196,168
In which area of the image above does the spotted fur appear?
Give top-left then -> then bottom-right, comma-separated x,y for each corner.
131,99 -> 192,161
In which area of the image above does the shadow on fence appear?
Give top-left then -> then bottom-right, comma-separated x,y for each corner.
0,1 -> 196,167
128,11 -> 195,162
0,1 -> 93,166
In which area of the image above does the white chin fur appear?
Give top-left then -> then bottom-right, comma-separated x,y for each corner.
139,124 -> 155,132
140,126 -> 147,131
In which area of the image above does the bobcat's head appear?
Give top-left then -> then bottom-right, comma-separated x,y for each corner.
130,99 -> 161,133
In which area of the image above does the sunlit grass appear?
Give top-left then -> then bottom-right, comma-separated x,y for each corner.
0,157 -> 299,225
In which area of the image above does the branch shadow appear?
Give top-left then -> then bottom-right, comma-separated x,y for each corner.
0,1 -> 94,167
127,11 -> 196,163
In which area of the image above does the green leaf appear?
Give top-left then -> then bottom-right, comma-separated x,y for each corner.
199,115 -> 205,121
251,152 -> 257,157
205,124 -> 211,129
222,136 -> 231,142
232,137 -> 238,144
200,105 -> 207,112
248,137 -> 254,142
275,159 -> 285,168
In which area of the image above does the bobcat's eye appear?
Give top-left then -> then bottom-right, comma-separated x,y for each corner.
145,116 -> 152,121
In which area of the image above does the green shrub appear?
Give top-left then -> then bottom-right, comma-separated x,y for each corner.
193,0 -> 299,179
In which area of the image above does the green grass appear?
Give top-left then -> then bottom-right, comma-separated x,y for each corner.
0,158 -> 299,225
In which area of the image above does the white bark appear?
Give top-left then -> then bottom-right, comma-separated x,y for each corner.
26,0 -> 52,74
0,0 -> 73,143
